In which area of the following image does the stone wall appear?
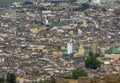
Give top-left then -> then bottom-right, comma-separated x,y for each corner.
55,78 -> 78,83
55,74 -> 120,83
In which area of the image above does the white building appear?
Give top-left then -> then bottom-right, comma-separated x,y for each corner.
67,42 -> 73,54
45,18 -> 50,25
78,28 -> 82,35
92,0 -> 101,4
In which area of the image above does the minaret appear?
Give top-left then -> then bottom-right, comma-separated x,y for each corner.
67,40 -> 73,55
92,37 -> 98,54
78,43 -> 85,55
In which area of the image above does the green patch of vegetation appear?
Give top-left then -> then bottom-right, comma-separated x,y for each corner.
85,51 -> 101,69
64,68 -> 88,79
7,72 -> 16,83
0,77 -> 5,83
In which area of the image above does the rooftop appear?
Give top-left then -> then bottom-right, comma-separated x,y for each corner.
105,46 -> 120,54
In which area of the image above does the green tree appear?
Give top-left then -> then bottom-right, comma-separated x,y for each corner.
65,68 -> 88,79
7,72 -> 16,83
85,51 -> 100,69
72,68 -> 88,79
0,77 -> 5,83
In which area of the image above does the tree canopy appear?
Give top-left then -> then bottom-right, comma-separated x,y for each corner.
7,72 -> 16,83
0,77 -> 5,83
64,68 -> 88,79
85,51 -> 100,69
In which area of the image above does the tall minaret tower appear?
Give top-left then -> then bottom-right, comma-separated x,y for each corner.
67,39 -> 73,55
92,36 -> 98,54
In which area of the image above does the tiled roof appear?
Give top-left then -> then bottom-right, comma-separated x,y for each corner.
105,46 -> 120,54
